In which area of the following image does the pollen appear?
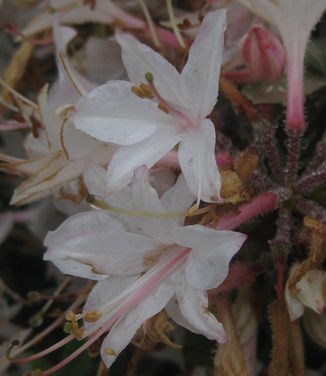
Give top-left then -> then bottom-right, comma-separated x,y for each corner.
131,84 -> 154,99
158,103 -> 169,113
84,310 -> 102,322
105,347 -> 116,356
139,83 -> 154,98
131,85 -> 145,98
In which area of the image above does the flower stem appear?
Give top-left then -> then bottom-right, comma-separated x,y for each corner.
215,192 -> 277,230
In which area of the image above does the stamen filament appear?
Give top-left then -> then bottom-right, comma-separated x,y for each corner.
165,0 -> 186,49
0,78 -> 37,109
87,195 -> 188,219
9,334 -> 74,365
41,249 -> 190,375
59,51 -> 87,96
138,0 -> 161,49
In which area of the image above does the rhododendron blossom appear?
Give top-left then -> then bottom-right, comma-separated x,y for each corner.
74,9 -> 226,203
43,168 -> 246,368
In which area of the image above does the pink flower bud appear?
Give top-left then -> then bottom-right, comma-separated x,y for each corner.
226,25 -> 285,84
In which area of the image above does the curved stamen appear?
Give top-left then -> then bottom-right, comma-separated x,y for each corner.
40,249 -> 190,375
8,334 -> 74,365
86,194 -> 188,219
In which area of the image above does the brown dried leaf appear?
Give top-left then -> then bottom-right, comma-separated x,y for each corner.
234,148 -> 259,184
220,170 -> 244,204
214,295 -> 248,376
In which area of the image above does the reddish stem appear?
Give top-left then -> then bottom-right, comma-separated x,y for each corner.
215,192 -> 277,230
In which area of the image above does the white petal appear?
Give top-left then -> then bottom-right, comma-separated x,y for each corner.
74,80 -> 174,145
161,174 -> 195,222
181,10 -> 226,117
178,119 -> 221,203
176,275 -> 226,342
37,85 -> 62,151
83,164 -> 107,198
296,270 -> 326,315
106,125 -> 183,193
116,33 -> 187,109
165,295 -> 199,334
61,118 -> 110,161
82,276 -> 138,333
44,211 -> 123,266
175,225 -> 246,290
44,212 -> 163,278
100,274 -> 176,368
285,284 -> 304,321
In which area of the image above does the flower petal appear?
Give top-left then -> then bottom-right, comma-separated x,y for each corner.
44,211 -> 163,278
161,174 -> 195,222
181,10 -> 226,117
106,125 -> 183,193
174,225 -> 246,290
116,33 -> 187,109
74,80 -> 174,145
176,274 -> 226,342
178,119 -> 221,203
165,296 -> 199,334
82,276 -> 138,333
100,274 -> 176,368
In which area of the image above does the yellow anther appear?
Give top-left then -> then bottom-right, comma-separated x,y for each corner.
139,83 -> 154,99
105,347 -> 116,356
131,85 -> 145,98
158,103 -> 169,113
84,310 -> 102,322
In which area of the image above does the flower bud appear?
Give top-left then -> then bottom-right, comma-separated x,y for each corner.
226,25 -> 285,83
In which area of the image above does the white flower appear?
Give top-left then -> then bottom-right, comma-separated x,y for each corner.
285,263 -> 326,321
6,25 -> 117,205
44,167 -> 246,368
74,9 -> 227,203
236,0 -> 326,130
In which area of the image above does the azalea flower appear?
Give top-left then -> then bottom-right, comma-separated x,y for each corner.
74,9 -> 226,203
43,167 -> 246,370
236,0 -> 326,131
2,25 -> 117,205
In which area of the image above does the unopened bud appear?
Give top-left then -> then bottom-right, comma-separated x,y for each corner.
226,25 -> 285,83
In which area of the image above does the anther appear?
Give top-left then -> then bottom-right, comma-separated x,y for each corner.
158,103 -> 169,113
131,86 -> 145,98
105,347 -> 116,356
139,83 -> 154,98
84,310 -> 102,322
